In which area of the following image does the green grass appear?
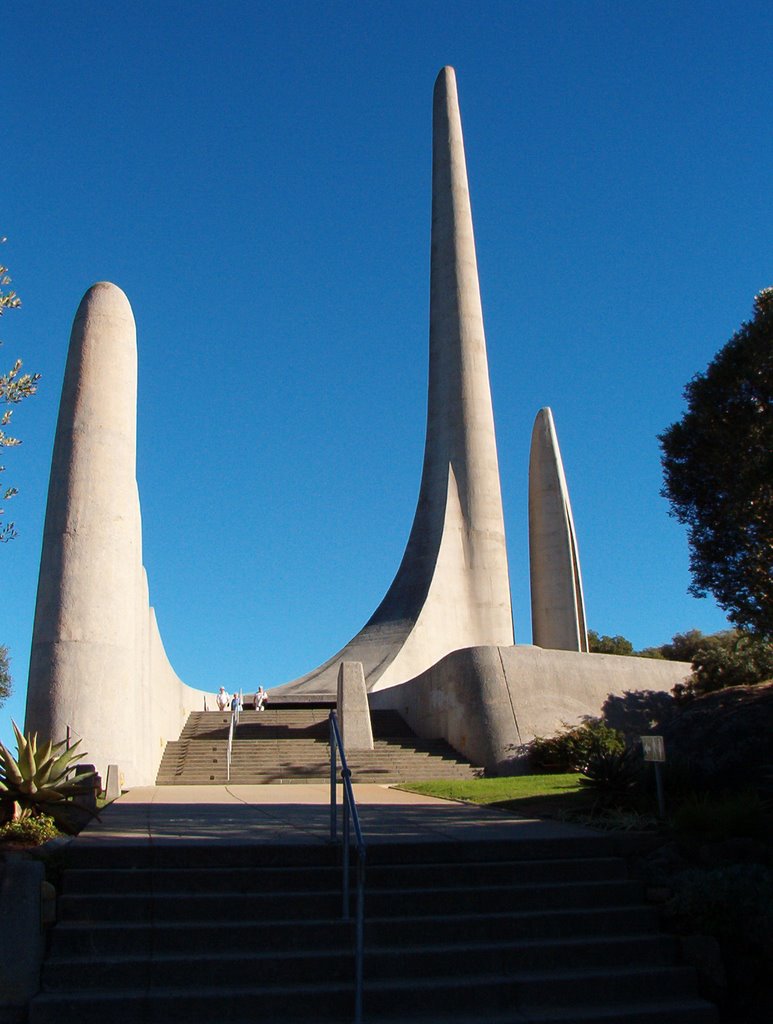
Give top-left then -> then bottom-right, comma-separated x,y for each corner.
396,773 -> 592,818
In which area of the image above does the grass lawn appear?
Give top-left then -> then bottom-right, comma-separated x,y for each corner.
396,773 -> 594,819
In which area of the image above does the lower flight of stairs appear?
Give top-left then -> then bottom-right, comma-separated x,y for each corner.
156,708 -> 481,784
29,836 -> 718,1024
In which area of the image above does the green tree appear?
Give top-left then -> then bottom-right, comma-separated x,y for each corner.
0,644 -> 10,707
588,630 -> 634,656
659,289 -> 773,637
1,242 -> 39,542
658,629 -> 708,663
681,630 -> 773,695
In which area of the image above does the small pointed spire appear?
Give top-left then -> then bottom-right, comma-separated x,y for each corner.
529,407 -> 588,652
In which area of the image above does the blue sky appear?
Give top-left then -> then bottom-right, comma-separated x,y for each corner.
2,1 -> 770,748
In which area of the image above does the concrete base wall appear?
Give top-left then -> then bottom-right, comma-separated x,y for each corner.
0,857 -> 46,1015
370,644 -> 691,772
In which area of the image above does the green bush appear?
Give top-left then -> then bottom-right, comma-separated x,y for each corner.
0,721 -> 98,833
672,790 -> 770,842
0,814 -> 60,845
530,719 -> 625,772
579,747 -> 644,809
667,864 -> 773,951
666,864 -> 773,1022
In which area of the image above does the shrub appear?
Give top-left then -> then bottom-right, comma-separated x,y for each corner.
579,747 -> 644,809
0,722 -> 98,833
0,814 -> 60,845
666,864 -> 773,953
666,864 -> 773,1022
672,790 -> 770,842
530,719 -> 625,772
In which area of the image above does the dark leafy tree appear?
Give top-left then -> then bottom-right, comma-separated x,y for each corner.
660,289 -> 773,637
658,629 -> 709,663
675,630 -> 773,697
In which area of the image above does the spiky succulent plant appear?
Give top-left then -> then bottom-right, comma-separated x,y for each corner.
0,721 -> 98,831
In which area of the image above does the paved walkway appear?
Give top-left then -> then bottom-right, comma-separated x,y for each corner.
77,784 -> 596,847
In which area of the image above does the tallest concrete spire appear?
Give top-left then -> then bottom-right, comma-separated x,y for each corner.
275,67 -> 513,698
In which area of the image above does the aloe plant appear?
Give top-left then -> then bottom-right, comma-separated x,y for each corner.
579,747 -> 643,810
0,721 -> 98,832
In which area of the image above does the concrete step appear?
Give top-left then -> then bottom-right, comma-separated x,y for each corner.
29,969 -> 716,1024
43,934 -> 676,990
61,856 -> 629,894
160,707 -> 483,785
32,829 -> 718,1024
368,965 -> 701,1014
57,878 -> 644,924
49,905 -> 662,957
59,835 -> 637,869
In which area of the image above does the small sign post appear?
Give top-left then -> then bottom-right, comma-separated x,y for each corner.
641,735 -> 666,818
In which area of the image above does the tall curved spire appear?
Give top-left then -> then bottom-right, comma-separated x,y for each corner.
276,67 -> 513,697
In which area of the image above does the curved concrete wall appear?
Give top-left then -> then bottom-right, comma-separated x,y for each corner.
371,645 -> 690,772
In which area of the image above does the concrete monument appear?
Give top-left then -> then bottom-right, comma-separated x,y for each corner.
272,65 -> 514,700
25,283 -> 205,785
529,407 -> 589,652
25,69 -> 690,784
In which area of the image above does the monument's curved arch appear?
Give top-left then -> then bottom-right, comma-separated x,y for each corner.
272,66 -> 514,700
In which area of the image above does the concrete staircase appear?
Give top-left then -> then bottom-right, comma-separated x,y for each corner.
29,837 -> 717,1024
156,708 -> 482,785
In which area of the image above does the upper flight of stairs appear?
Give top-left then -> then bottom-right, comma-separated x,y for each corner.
29,836 -> 718,1024
156,708 -> 482,785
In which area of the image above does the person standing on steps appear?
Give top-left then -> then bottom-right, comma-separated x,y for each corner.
216,686 -> 230,712
255,686 -> 267,711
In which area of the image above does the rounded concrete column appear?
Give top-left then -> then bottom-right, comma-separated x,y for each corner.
26,282 -> 142,778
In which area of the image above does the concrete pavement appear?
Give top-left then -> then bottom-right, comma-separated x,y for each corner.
76,783 -> 596,847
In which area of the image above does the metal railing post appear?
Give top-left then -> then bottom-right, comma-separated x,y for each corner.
355,854 -> 365,1023
226,709 -> 235,781
329,718 -> 338,843
342,776 -> 350,919
328,711 -> 366,1024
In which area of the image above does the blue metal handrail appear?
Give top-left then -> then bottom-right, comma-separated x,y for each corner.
329,711 -> 366,1024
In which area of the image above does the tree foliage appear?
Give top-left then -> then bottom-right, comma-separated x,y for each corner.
587,630 -> 634,656
659,289 -> 773,637
0,644 -> 9,707
0,242 -> 39,542
672,630 -> 773,698
589,626 -> 772,694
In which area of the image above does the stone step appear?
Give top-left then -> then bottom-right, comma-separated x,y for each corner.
58,879 -> 643,924
60,835 -> 635,869
43,934 -> 676,991
50,905 -> 661,957
161,707 -> 483,785
29,968 -> 714,1024
61,856 -> 628,894
32,827 -> 718,1024
167,741 -> 471,751
158,750 -> 478,761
